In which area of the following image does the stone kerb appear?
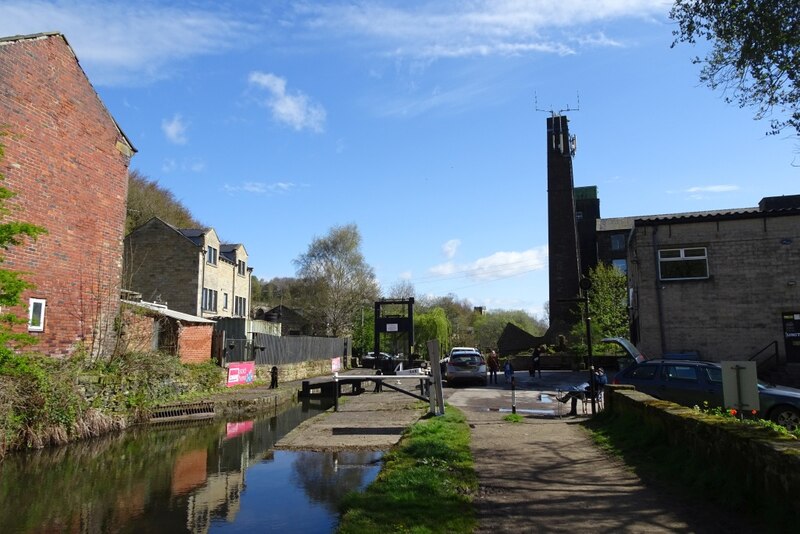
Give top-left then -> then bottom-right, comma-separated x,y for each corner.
606,386 -> 800,521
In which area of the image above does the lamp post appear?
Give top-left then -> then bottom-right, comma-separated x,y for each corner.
579,277 -> 596,415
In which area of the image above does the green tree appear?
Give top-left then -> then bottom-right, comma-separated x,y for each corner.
570,263 -> 629,356
293,224 -> 379,336
0,135 -> 47,352
670,0 -> 800,137
414,307 -> 450,358
126,169 -> 202,233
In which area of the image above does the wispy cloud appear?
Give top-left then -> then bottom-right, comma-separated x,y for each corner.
297,1 -> 669,60
685,185 -> 740,194
224,181 -> 299,195
161,114 -> 188,145
249,72 -> 326,132
442,239 -> 461,259
161,157 -> 205,174
0,0 -> 254,85
429,246 -> 548,281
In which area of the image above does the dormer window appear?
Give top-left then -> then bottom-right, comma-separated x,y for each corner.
207,246 -> 218,265
237,260 -> 246,276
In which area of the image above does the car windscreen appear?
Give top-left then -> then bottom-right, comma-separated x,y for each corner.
450,354 -> 483,365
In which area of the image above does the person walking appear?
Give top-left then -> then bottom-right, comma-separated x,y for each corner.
487,350 -> 500,384
530,345 -> 543,378
503,359 -> 514,383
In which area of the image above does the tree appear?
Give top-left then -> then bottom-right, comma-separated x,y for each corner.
570,263 -> 629,355
413,307 -> 450,358
126,170 -> 202,233
0,135 -> 47,353
293,224 -> 379,337
670,0 -> 800,137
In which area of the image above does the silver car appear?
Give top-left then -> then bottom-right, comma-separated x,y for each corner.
445,351 -> 487,386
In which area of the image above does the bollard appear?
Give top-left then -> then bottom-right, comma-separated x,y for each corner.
334,373 -> 339,412
511,376 -> 516,414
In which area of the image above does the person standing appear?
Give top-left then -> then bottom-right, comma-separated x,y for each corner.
487,350 -> 500,384
530,345 -> 542,378
503,359 -> 514,383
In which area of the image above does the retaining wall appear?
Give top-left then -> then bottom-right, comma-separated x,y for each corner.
605,385 -> 800,521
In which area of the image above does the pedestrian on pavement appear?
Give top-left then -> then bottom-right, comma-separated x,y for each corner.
503,359 -> 514,383
530,345 -> 543,378
373,368 -> 383,392
269,366 -> 279,389
487,350 -> 500,384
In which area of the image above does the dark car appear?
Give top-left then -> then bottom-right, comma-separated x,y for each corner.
605,338 -> 800,431
361,352 -> 396,369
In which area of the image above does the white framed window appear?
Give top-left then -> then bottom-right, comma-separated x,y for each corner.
223,292 -> 229,310
658,247 -> 709,280
28,298 -> 46,332
206,246 -> 218,265
202,288 -> 218,312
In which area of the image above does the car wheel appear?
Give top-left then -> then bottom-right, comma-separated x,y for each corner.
770,405 -> 800,431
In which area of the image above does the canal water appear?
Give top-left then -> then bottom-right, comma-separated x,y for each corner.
0,401 -> 382,533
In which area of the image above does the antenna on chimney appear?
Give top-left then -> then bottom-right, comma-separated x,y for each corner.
534,92 -> 581,117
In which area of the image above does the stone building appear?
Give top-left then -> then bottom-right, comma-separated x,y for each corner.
627,196 -> 800,363
0,32 -> 135,357
124,217 -> 252,320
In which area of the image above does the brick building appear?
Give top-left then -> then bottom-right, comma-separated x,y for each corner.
627,197 -> 800,363
0,32 -> 135,357
124,217 -> 252,320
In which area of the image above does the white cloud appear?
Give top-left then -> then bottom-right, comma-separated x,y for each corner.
224,181 -> 298,195
429,246 -> 548,281
0,1 -> 254,86
442,239 -> 461,259
161,114 -> 188,145
685,185 -> 740,194
297,0 -> 670,60
161,157 -> 205,174
249,72 -> 326,132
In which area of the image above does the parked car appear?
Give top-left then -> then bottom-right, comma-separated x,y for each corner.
445,350 -> 487,386
361,352 -> 395,369
605,338 -> 800,431
440,346 -> 480,374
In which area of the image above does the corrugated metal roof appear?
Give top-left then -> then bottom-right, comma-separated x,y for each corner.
122,300 -> 216,324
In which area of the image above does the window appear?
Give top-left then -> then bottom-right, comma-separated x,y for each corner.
626,364 -> 657,380
612,259 -> 627,274
206,246 -> 218,265
662,365 -> 698,382
704,367 -> 723,384
202,288 -> 218,312
610,233 -> 626,251
237,260 -> 246,276
658,247 -> 709,280
223,292 -> 229,310
28,298 -> 46,331
234,296 -> 247,317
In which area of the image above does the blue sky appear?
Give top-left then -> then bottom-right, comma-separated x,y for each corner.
3,1 -> 797,321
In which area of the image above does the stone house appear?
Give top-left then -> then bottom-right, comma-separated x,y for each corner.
124,217 -> 252,320
0,32 -> 135,357
626,195 -> 800,364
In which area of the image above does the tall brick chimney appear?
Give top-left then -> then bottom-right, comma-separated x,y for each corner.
546,114 -> 582,337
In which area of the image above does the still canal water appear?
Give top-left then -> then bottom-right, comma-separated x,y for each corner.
0,402 -> 382,533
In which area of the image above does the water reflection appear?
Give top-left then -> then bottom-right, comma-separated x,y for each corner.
0,403 -> 382,533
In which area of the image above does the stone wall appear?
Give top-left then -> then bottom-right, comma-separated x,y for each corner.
605,385 -> 800,521
253,358 -> 340,384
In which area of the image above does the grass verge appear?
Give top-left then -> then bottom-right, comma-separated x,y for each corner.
337,405 -> 477,533
585,410 -> 793,532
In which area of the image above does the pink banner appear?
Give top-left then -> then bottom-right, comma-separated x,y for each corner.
226,361 -> 255,387
331,356 -> 342,373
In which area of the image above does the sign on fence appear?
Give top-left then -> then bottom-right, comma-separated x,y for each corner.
331,357 -> 342,373
227,361 -> 255,387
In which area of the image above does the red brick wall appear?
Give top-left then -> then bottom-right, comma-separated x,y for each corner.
0,34 -> 132,356
179,324 -> 213,364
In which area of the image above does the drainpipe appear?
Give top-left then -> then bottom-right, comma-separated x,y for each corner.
231,255 -> 236,318
200,247 -> 206,317
651,226 -> 667,354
